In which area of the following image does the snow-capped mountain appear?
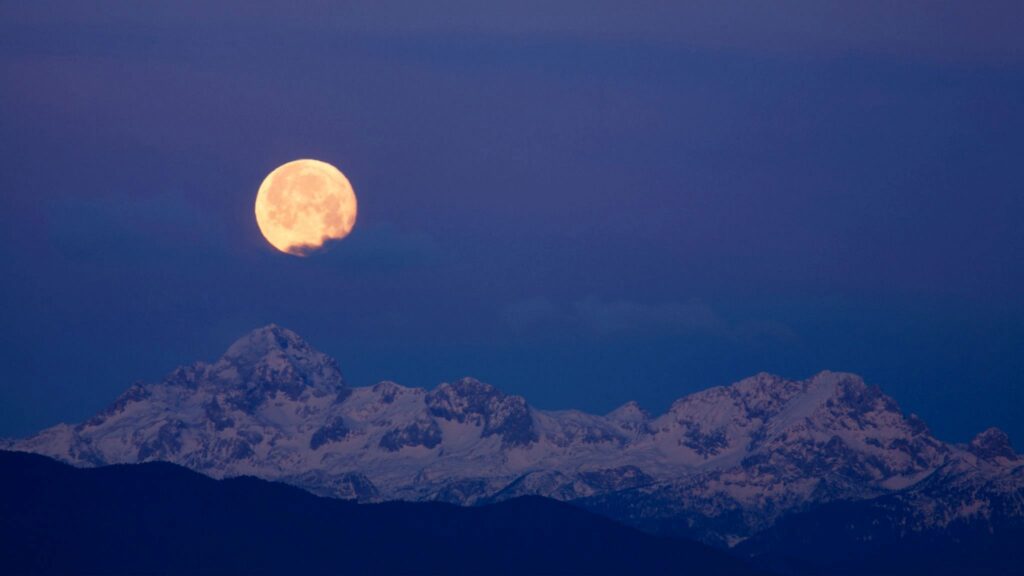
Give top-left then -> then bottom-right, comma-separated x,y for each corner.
734,428 -> 1024,574
9,325 -> 1023,545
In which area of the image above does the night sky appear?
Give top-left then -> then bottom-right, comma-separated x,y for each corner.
1,3 -> 1022,445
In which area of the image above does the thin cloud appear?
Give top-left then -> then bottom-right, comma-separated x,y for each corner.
503,296 -> 794,341
571,297 -> 722,336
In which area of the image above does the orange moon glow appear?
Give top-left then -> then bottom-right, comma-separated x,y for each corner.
254,159 -> 358,256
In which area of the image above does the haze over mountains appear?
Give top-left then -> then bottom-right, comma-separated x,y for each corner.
7,325 -> 1023,573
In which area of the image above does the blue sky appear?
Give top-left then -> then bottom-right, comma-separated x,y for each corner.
1,2 -> 1022,444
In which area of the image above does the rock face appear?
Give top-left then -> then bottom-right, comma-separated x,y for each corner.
735,432 -> 1024,575
10,325 -> 1024,546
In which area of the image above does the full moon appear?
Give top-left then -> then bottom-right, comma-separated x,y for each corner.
254,159 -> 357,256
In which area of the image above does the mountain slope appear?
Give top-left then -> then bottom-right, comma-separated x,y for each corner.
0,450 -> 760,576
726,425 -> 1024,575
8,325 -> 1022,546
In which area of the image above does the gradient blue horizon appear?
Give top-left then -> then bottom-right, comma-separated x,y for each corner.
1,2 -> 1022,445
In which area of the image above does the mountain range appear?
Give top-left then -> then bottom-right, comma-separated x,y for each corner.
0,450 -> 758,575
7,325 -> 1023,573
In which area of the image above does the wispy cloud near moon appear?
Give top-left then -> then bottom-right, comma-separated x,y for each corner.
503,296 -> 795,341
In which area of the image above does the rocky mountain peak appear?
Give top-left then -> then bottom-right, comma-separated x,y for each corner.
211,324 -> 346,403
739,370 -> 892,422
221,324 -> 314,362
808,369 -> 865,386
970,427 -> 1018,461
371,380 -> 415,404
442,377 -> 498,396
10,326 -> 1020,549
607,401 -> 649,422
731,370 -> 866,397
426,377 -> 537,447
818,372 -> 900,412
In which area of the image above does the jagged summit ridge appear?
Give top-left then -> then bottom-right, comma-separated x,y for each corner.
970,427 -> 1017,462
221,324 -> 318,366
158,324 -> 347,402
215,324 -> 346,395
426,377 -> 536,447
10,325 -> 1022,546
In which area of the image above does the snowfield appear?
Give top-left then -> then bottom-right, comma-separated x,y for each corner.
10,324 -> 1023,545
